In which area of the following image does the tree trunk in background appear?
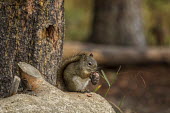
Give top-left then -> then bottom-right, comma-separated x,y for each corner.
90,0 -> 146,48
0,0 -> 64,97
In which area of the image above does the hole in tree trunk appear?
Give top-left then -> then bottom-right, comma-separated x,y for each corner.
38,25 -> 59,49
46,25 -> 55,40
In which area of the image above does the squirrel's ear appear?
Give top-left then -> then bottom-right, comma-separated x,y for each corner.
89,53 -> 93,57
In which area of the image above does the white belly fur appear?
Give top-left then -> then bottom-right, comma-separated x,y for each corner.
72,76 -> 90,91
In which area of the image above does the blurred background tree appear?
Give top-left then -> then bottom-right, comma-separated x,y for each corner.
90,0 -> 146,48
144,0 -> 170,45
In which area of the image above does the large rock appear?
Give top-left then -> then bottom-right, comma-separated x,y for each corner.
0,82 -> 115,113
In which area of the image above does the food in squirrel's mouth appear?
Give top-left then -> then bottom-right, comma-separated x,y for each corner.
90,72 -> 100,85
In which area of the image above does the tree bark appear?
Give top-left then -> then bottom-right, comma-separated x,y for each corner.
90,0 -> 146,48
0,0 -> 64,97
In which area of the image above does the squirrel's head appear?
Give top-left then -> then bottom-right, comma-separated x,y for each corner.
80,53 -> 97,78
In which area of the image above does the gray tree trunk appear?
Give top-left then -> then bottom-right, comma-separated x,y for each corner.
0,0 -> 64,97
90,0 -> 146,48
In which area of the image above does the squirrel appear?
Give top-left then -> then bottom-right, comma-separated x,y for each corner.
56,53 -> 99,92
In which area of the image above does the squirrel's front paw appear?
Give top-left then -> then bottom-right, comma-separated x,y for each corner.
79,89 -> 90,93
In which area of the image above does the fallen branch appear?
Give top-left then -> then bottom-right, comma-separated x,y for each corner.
18,62 -> 51,94
63,41 -> 170,65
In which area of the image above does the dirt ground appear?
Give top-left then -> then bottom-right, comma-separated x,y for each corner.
89,64 -> 170,113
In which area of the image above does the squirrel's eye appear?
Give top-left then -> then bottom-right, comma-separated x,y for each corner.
88,62 -> 92,66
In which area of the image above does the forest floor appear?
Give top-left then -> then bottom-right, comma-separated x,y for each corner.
89,64 -> 170,113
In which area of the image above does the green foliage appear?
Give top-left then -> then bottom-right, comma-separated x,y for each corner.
99,67 -> 123,113
94,84 -> 102,92
144,0 -> 170,45
98,66 -> 121,97
65,0 -> 93,41
118,96 -> 125,107
101,70 -> 111,97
